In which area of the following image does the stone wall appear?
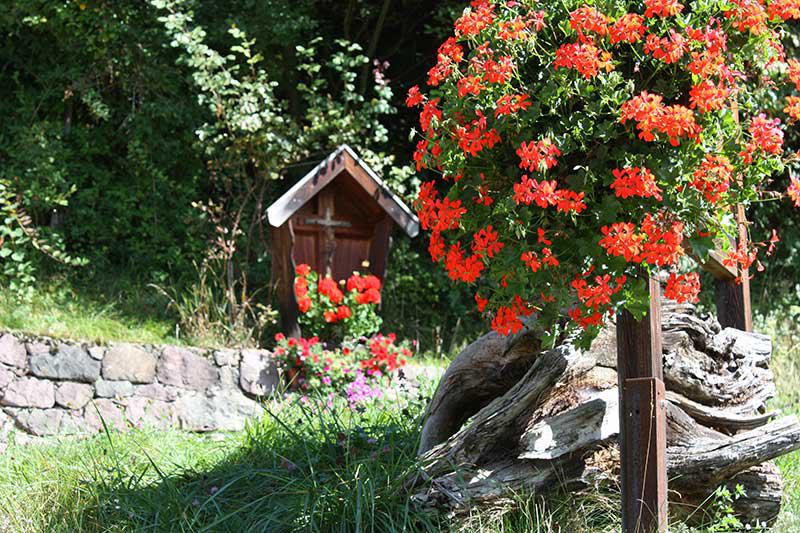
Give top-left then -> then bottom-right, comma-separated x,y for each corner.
0,332 -> 278,445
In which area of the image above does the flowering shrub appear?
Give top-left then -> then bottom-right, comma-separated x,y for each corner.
293,264 -> 383,340
410,0 -> 800,346
272,334 -> 353,390
273,332 -> 412,401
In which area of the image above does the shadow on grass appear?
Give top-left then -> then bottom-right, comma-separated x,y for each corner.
40,395 -> 445,533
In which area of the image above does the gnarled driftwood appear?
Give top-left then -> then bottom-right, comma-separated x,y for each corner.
412,301 -> 799,525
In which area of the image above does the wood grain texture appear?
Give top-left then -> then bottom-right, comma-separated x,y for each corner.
412,301 -> 798,527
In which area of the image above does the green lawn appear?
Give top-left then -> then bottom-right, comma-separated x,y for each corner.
0,277 -> 181,346
767,313 -> 800,533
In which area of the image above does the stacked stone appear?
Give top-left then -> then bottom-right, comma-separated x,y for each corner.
0,332 -> 278,444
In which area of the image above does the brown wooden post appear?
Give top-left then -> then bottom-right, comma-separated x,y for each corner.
617,277 -> 668,533
715,204 -> 753,332
271,222 -> 302,338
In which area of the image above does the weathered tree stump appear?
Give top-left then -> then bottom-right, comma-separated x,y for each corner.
411,301 -> 800,525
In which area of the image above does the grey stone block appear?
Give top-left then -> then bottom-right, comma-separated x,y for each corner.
103,344 -> 156,383
239,349 -> 278,396
0,334 -> 27,368
175,389 -> 261,432
30,344 -> 100,382
95,378 -> 134,398
157,346 -> 218,392
55,382 -> 93,409
1,377 -> 55,408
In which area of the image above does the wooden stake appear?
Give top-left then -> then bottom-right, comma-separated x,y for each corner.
715,204 -> 753,332
617,277 -> 668,533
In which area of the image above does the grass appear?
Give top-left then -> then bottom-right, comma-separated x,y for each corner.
0,275 -> 181,345
0,309 -> 798,531
765,310 -> 800,532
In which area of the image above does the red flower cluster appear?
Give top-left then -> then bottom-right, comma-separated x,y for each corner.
610,14 -> 646,44
644,0 -> 684,18
324,306 -> 352,323
569,271 -> 627,329
620,91 -> 701,146
787,176 -> 800,207
767,0 -> 800,21
360,334 -> 411,376
517,139 -> 561,172
482,55 -> 515,84
473,225 -> 504,258
444,242 -> 485,283
723,242 -> 757,279
664,272 -> 701,304
513,176 -> 587,213
689,155 -> 733,203
454,0 -> 496,37
644,31 -> 687,64
569,6 -> 610,42
741,114 -> 784,163
457,75 -> 485,97
416,182 -> 466,234
788,59 -> 800,90
409,0 -> 798,339
406,85 -> 424,107
347,272 -> 382,305
498,16 -> 530,40
419,98 -> 442,133
492,296 -> 533,335
785,96 -> 800,120
598,223 -> 644,261
723,0 -> 768,34
495,94 -> 531,118
456,111 -> 502,157
554,42 -> 613,78
521,246 -> 559,272
610,167 -> 663,200
600,214 -> 684,266
428,38 -> 464,86
689,81 -> 730,113
293,265 -> 382,326
319,277 -> 344,304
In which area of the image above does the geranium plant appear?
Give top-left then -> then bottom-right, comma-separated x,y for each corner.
273,332 -> 412,396
410,0 -> 800,347
293,264 -> 383,340
273,333 -> 354,390
345,333 -> 414,378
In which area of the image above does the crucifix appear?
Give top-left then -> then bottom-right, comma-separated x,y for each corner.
304,203 -> 352,276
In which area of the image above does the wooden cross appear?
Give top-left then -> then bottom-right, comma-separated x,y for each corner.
304,206 -> 353,230
304,205 -> 352,276
617,212 -> 751,532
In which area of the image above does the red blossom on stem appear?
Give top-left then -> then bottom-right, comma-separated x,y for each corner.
610,167 -> 663,200
610,14 -> 646,44
664,272 -> 701,303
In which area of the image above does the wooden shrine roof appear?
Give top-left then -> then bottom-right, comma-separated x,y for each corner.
266,145 -> 420,237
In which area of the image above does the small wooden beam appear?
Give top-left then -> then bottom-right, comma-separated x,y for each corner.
617,277 -> 668,533
697,249 -> 738,281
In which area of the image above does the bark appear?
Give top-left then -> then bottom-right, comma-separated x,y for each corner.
412,301 -> 800,526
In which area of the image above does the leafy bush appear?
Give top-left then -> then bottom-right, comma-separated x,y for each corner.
272,332 -> 412,403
